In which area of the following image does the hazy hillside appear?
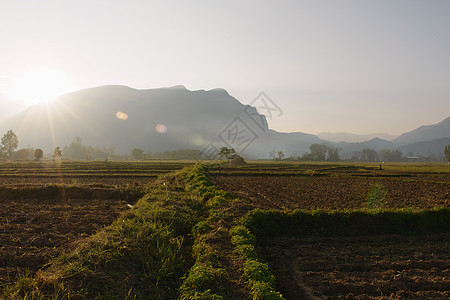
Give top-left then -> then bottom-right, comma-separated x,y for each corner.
337,138 -> 397,160
0,85 -> 322,158
317,132 -> 395,143
399,138 -> 450,157
0,93 -> 27,121
392,117 -> 450,146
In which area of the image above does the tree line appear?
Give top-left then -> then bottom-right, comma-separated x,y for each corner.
271,143 -> 450,162
1,129 -> 450,162
270,144 -> 341,161
0,130 -> 202,161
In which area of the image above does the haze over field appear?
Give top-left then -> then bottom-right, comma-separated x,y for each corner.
0,1 -> 449,143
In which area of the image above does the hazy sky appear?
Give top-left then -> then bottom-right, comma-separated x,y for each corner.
1,0 -> 449,135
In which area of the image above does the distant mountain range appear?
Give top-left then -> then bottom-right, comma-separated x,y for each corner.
392,117 -> 450,146
317,132 -> 396,143
0,85 -> 448,159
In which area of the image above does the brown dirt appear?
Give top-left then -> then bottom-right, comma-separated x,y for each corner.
229,156 -> 247,167
0,174 -> 157,187
0,193 -> 132,284
259,234 -> 450,299
210,175 -> 450,211
0,162 -> 184,286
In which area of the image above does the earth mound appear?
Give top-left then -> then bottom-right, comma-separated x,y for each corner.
229,156 -> 246,166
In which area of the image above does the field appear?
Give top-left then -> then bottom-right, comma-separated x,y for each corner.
0,161 -> 191,290
208,162 -> 450,299
260,234 -> 449,299
0,160 -> 449,299
209,163 -> 450,210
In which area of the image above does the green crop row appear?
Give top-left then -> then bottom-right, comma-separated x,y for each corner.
242,207 -> 450,238
183,164 -> 285,299
178,165 -> 229,299
229,225 -> 285,300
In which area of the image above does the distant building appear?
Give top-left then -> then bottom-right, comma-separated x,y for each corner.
406,156 -> 419,161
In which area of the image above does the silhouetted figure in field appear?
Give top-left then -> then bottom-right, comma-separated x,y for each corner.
379,164 -> 382,170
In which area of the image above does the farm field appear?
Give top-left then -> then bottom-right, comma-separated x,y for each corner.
0,161 -> 190,187
260,234 -> 450,299
207,162 -> 450,299
208,162 -> 450,210
0,161 -> 191,289
1,161 -> 449,299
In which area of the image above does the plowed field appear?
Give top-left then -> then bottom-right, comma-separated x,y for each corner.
0,161 -> 188,284
209,163 -> 450,299
260,234 -> 450,299
0,192 -> 129,283
211,175 -> 450,210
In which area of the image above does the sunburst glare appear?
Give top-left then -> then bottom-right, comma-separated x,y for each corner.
5,68 -> 71,106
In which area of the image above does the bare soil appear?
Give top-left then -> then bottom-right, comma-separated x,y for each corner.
0,192 -> 131,283
0,161 -> 185,285
259,234 -> 450,299
211,176 -> 450,210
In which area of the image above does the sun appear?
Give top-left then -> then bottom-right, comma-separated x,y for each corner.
5,68 -> 71,106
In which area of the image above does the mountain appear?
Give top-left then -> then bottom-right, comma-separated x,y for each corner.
399,138 -> 450,157
335,118 -> 450,158
0,85 -> 323,158
392,117 -> 450,146
0,93 -> 27,121
317,132 -> 395,143
336,138 -> 397,160
2,84 -> 446,159
363,138 -> 396,150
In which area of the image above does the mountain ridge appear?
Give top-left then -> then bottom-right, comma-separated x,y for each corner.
0,85 -> 448,159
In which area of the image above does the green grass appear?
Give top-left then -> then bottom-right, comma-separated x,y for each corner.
241,208 -> 450,238
367,183 -> 387,209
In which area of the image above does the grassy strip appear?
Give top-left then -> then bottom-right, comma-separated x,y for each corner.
178,224 -> 227,300
2,170 -> 203,299
178,165 -> 231,299
182,164 -> 285,299
229,226 -> 285,300
242,208 -> 450,238
367,183 -> 387,209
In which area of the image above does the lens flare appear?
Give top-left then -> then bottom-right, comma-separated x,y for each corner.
116,111 -> 128,120
155,123 -> 167,133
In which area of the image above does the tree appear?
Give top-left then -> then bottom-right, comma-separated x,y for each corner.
327,146 -> 341,161
301,144 -> 340,161
379,149 -> 391,162
15,148 -> 31,161
277,151 -> 285,161
131,148 -> 144,160
64,137 -> 87,159
390,149 -> 402,161
309,144 -> 328,161
218,147 -> 236,160
445,145 -> 450,162
34,149 -> 43,161
53,147 -> 62,160
379,149 -> 403,162
362,149 -> 378,162
269,150 -> 285,161
1,130 -> 19,159
103,144 -> 116,161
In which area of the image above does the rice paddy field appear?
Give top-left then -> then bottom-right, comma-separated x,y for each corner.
0,160 -> 448,299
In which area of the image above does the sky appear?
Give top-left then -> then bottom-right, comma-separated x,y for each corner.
1,0 -> 449,136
